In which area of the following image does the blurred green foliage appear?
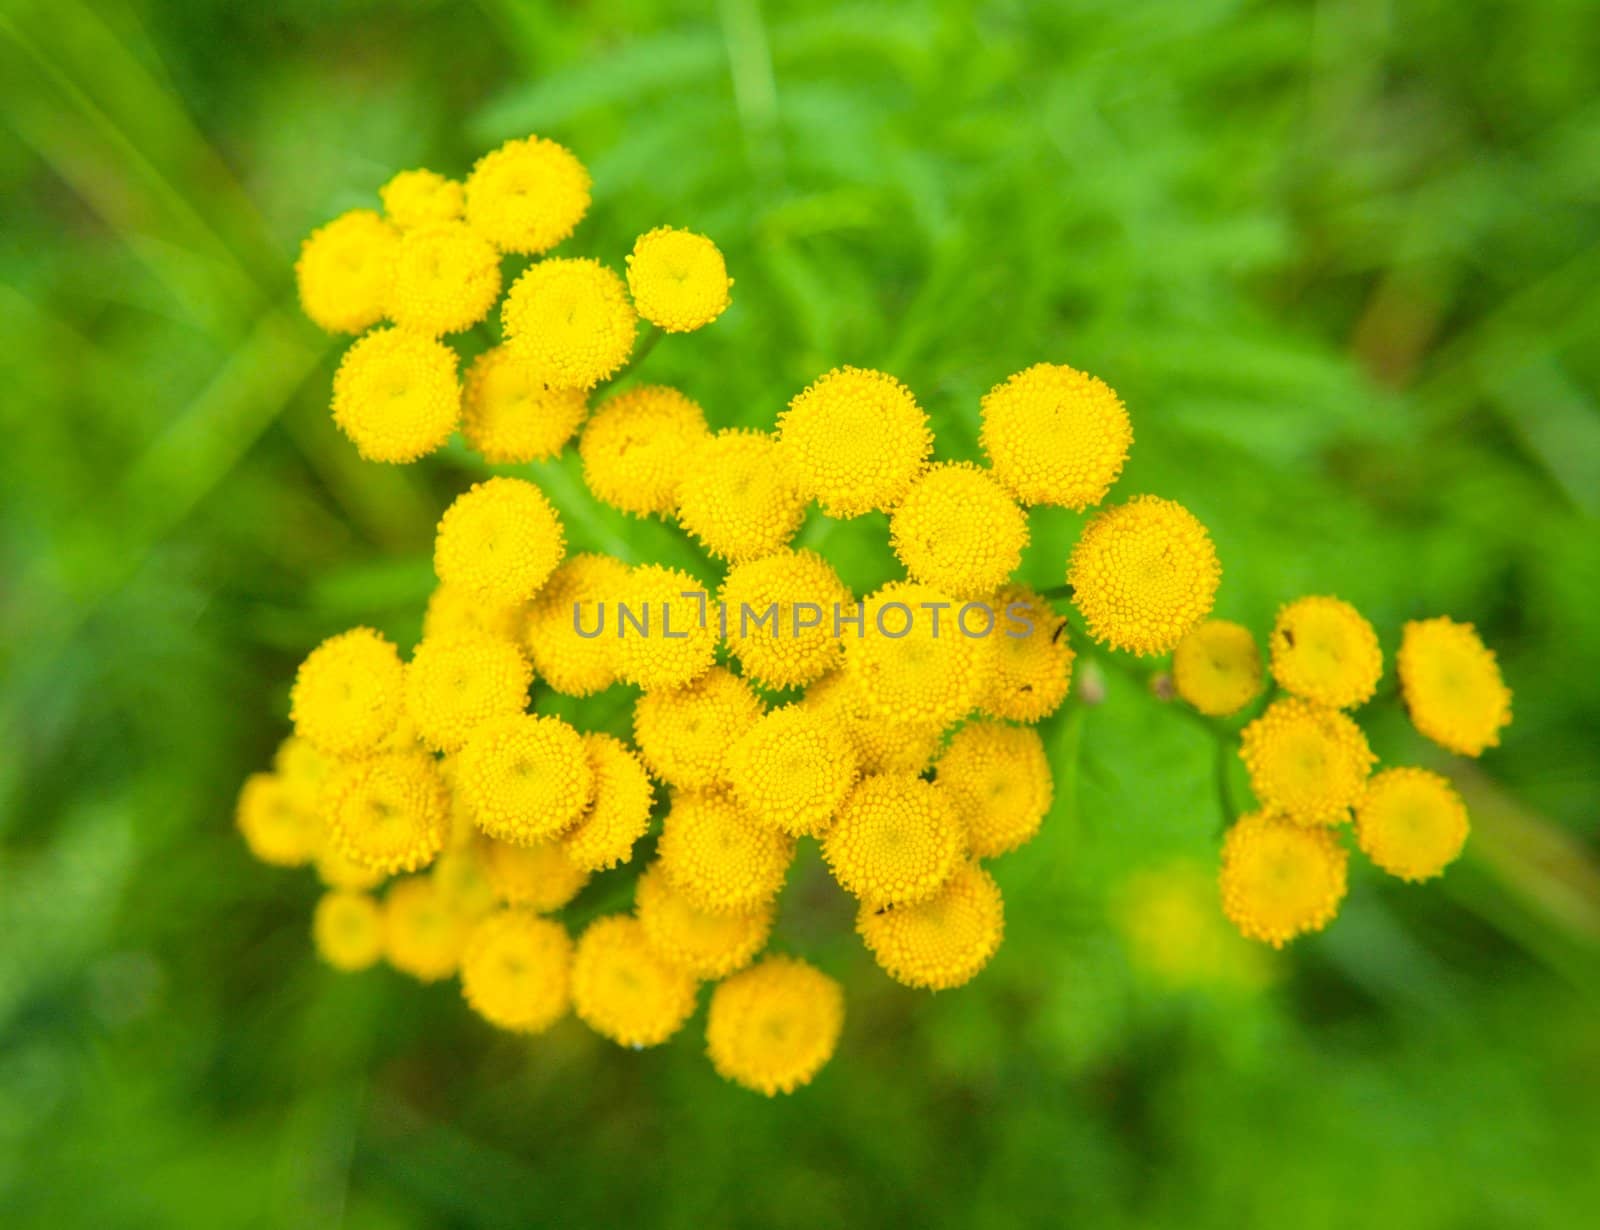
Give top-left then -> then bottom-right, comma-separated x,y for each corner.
2,0 -> 1598,1226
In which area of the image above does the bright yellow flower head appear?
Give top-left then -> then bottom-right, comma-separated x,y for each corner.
1173,619 -> 1263,717
657,792 -> 795,915
612,564 -> 720,692
461,344 -> 587,464
236,772 -> 319,867
1240,697 -> 1375,825
380,168 -> 465,230
1398,617 -> 1512,756
312,890 -> 385,972
857,861 -> 1004,990
387,221 -> 501,335
1067,494 -> 1221,656
1271,596 -> 1383,709
978,584 -> 1073,723
274,734 -> 335,808
295,208 -> 397,333
842,581 -> 996,727
572,914 -> 699,1047
422,582 -> 523,645
457,713 -> 592,844
626,226 -> 733,332
720,549 -> 852,689
429,844 -> 498,921
802,671 -> 946,775
460,908 -> 573,1033
823,773 -> 965,908
675,429 -> 806,563
579,385 -> 709,518
502,258 -> 637,389
934,721 -> 1053,859
523,553 -> 629,697
290,627 -> 406,758
315,840 -> 386,892
561,733 -> 655,872
727,704 -> 859,838
890,463 -> 1029,599
635,860 -> 773,980
1220,812 -> 1348,947
633,666 -> 765,790
707,955 -> 844,1096
331,327 -> 460,463
322,752 -> 449,875
777,366 -> 932,518
433,476 -> 566,606
383,875 -> 468,981
1355,767 -> 1469,882
464,135 -> 591,255
480,836 -> 591,912
979,363 -> 1132,509
403,635 -> 532,753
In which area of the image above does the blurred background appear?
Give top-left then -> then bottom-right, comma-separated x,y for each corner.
2,0 -> 1598,1225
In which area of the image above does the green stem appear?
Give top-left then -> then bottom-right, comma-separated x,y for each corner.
595,323 -> 664,393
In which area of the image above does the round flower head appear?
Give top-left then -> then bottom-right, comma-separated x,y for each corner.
236,772 -> 319,867
323,752 -> 449,875
842,581 -> 996,727
312,890 -> 385,972
727,704 -> 859,837
626,226 -> 733,332
1173,619 -> 1263,717
979,363 -> 1132,509
295,209 -> 398,333
430,845 -> 498,922
561,733 -> 654,872
778,366 -> 932,518
458,714 -> 593,844
460,908 -> 573,1033
633,667 -> 766,790
802,671 -> 946,776
934,722 -> 1053,859
331,327 -> 460,463
1067,495 -> 1221,656
579,385 -> 709,518
1239,697 -> 1375,825
1271,596 -> 1383,710
502,258 -> 637,389
572,914 -> 699,1047
889,463 -> 1029,598
635,860 -> 773,980
707,956 -> 844,1096
274,735 -> 335,810
315,840 -> 386,892
290,627 -> 406,758
857,861 -> 1004,990
423,582 -> 523,645
720,549 -> 852,689
465,135 -> 591,255
434,477 -> 565,606
823,774 -> 965,908
404,635 -> 532,753
387,221 -> 501,335
480,836 -> 590,912
383,875 -> 468,981
380,168 -> 465,230
461,345 -> 587,464
611,564 -> 719,692
1397,617 -> 1512,756
1220,812 -> 1348,948
1355,767 -> 1469,882
978,584 -> 1073,723
523,553 -> 630,697
657,792 -> 795,915
675,430 -> 807,563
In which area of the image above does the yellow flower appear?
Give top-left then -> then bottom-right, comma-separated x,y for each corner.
433,476 -> 566,606
1355,767 -> 1469,882
404,635 -> 532,753
561,733 -> 655,872
1239,697 -> 1375,825
523,553 -> 630,697
387,221 -> 501,335
460,908 -> 573,1033
857,862 -> 1004,990
841,581 -> 996,727
933,721 -> 1053,859
611,564 -> 720,692
633,666 -> 766,790
315,841 -> 386,892
295,208 -> 397,333
1067,494 -> 1221,656
626,226 -> 733,332
675,430 -> 807,563
430,845 -> 498,921
777,366 -> 932,518
236,772 -> 319,867
422,582 -> 523,645
331,327 -> 460,463
657,792 -> 795,915
977,584 -> 1073,724
312,890 -> 385,972
727,704 -> 859,837
1113,859 -> 1271,990
290,627 -> 406,758
1173,619 -> 1263,717
464,135 -> 591,255
457,714 -> 593,844
273,734 -> 335,809
572,914 -> 699,1047
719,549 -> 852,689
1219,812 -> 1348,947
706,956 -> 844,1096
979,363 -> 1132,509
579,385 -> 709,518
1270,596 -> 1382,709
461,344 -> 587,464
802,671 -> 946,775
889,462 -> 1029,598
480,836 -> 590,912
322,752 -> 450,875
502,258 -> 637,389
380,168 -> 464,230
383,875 -> 468,981
635,860 -> 773,980
823,773 -> 965,907
1397,617 -> 1513,756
